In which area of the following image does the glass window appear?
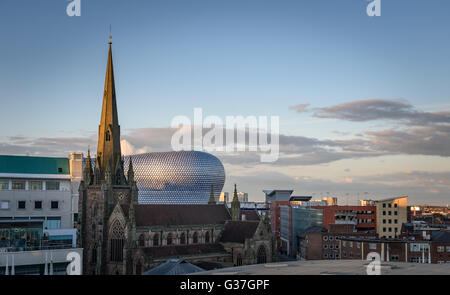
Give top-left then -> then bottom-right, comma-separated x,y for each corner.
437,246 -> 444,253
0,180 -> 9,190
46,181 -> 60,191
30,181 -> 43,190
34,201 -> 42,209
1,201 -> 9,209
46,217 -> 61,229
51,201 -> 59,209
446,246 -> 450,252
12,180 -> 25,190
17,201 -> 26,209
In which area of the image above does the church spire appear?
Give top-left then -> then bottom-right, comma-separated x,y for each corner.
83,149 -> 94,185
95,36 -> 122,183
208,185 -> 216,205
231,184 -> 241,220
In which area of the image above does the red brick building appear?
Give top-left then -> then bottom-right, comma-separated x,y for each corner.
312,205 -> 376,231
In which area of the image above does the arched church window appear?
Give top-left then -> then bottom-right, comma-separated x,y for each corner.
110,220 -> 124,262
193,232 -> 198,244
92,245 -> 97,264
153,234 -> 159,246
236,253 -> 243,266
257,245 -> 267,264
205,231 -> 210,243
92,223 -> 96,240
138,234 -> 145,247
167,233 -> 173,245
180,232 -> 186,244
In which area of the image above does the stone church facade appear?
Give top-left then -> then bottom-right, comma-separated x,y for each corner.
77,39 -> 276,275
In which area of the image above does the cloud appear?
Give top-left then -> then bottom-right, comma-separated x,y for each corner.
311,99 -> 450,126
289,103 -> 310,113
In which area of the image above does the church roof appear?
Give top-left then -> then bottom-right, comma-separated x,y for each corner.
120,204 -> 231,226
142,259 -> 205,275
241,210 -> 260,221
219,220 -> 260,244
141,243 -> 228,259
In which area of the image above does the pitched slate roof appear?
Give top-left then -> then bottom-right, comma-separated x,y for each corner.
142,259 -> 205,275
142,243 -> 227,259
120,204 -> 231,227
431,231 -> 450,243
219,220 -> 260,244
241,210 -> 260,221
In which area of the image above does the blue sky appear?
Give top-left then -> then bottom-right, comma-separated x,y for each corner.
0,0 -> 449,204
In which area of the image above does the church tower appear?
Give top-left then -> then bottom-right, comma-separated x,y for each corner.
78,37 -> 138,275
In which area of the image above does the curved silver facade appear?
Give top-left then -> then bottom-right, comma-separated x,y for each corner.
122,151 -> 225,204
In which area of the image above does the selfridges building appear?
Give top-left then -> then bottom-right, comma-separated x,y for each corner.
119,151 -> 225,204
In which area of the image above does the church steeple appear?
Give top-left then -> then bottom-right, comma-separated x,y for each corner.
95,37 -> 122,183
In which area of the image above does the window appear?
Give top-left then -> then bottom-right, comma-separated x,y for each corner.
394,219 -> 398,224
349,242 -> 353,248
236,254 -> 243,266
342,241 -> 346,247
383,211 -> 386,216
193,232 -> 198,244
323,236 -> 328,241
18,201 -> 26,209
138,234 -> 145,247
30,181 -> 43,190
46,181 -> 60,191
205,231 -> 210,243
324,253 -> 328,258
51,201 -> 59,209
383,204 -> 386,208
34,201 -> 42,209
357,243 -> 361,249
383,227 -> 386,232
180,232 -> 186,244
388,203 -> 392,208
437,246 -> 444,253
388,228 -> 392,232
46,217 -> 61,229
391,255 -> 399,261
106,131 -> 111,141
167,233 -> 173,245
369,243 -> 377,250
329,236 -> 333,241
394,203 -> 398,208
388,219 -> 392,224
394,211 -> 398,216
446,246 -> 450,252
110,221 -> 124,262
329,253 -> 334,259
58,168 -> 63,173
388,211 -> 392,216
0,180 -> 8,190
12,180 -> 25,190
383,219 -> 386,224
1,201 -> 9,210
257,245 -> 267,264
323,244 -> 328,249
153,234 -> 159,246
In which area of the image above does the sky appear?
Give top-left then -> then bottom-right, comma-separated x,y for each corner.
0,0 -> 449,205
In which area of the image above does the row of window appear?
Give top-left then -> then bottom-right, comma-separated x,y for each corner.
323,244 -> 339,249
341,241 -> 377,250
437,246 -> 450,253
0,200 -> 59,210
144,231 -> 213,247
382,210 -> 398,216
0,216 -> 61,229
382,219 -> 398,224
0,180 -> 60,191
382,203 -> 398,208
382,227 -> 399,233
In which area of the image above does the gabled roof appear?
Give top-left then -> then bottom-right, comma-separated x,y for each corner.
142,259 -> 205,275
120,204 -> 231,227
0,155 -> 69,175
219,220 -> 260,244
241,210 -> 260,221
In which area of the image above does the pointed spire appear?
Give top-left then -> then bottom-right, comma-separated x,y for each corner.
96,36 -> 122,183
208,185 -> 216,204
231,183 -> 241,221
83,149 -> 93,185
127,156 -> 135,184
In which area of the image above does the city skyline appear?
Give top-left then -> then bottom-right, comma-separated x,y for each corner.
0,1 -> 449,205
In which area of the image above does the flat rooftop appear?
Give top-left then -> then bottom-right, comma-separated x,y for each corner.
195,260 -> 450,275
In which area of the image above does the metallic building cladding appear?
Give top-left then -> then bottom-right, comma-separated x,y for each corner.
121,151 -> 225,204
